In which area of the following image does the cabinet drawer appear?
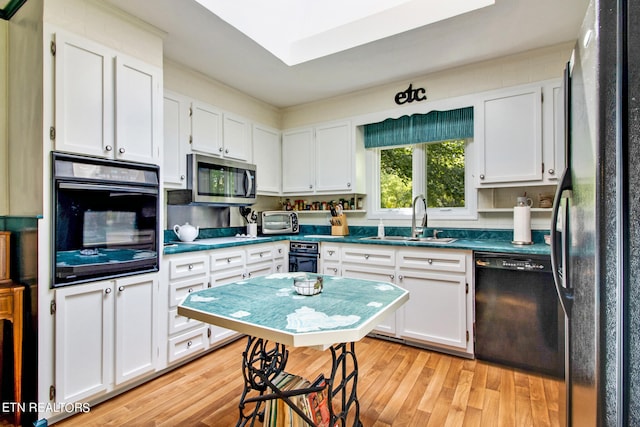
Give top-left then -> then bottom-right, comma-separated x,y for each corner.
168,307 -> 202,335
246,245 -> 274,264
273,243 -> 288,260
321,262 -> 340,276
0,294 -> 13,316
210,249 -> 245,271
168,326 -> 207,363
341,245 -> 395,267
169,255 -> 209,280
169,276 -> 208,307
397,249 -> 467,273
321,244 -> 340,261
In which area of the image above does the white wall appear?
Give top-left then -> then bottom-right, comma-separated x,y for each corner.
164,59 -> 281,130
0,19 -> 7,215
282,42 -> 573,128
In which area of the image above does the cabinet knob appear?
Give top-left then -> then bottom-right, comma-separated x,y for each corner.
188,264 -> 193,270
428,259 -> 433,264
328,250 -> 335,256
278,248 -> 282,254
276,265 -> 281,272
309,184 -> 313,189
118,147 -> 125,154
364,254 -> 370,260
225,148 -> 229,154
188,288 -> 193,293
389,274 -> 395,280
259,252 -> 263,258
118,286 -> 125,292
227,258 -> 231,263
548,169 -> 555,175
180,175 -> 185,180
247,272 -> 252,278
187,340 -> 193,348
398,275 -> 403,281
347,182 -> 351,187
332,268 -> 338,273
105,145 -> 113,152
479,174 -> 485,180
105,288 -> 112,294
219,147 -> 224,152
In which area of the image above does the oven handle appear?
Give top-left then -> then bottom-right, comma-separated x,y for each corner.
58,182 -> 159,195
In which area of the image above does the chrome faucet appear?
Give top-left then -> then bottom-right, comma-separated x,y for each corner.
411,194 -> 427,238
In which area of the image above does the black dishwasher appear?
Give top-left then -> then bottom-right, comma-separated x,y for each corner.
474,252 -> 564,377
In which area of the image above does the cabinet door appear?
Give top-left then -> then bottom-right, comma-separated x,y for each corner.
478,86 -> 543,185
341,264 -> 396,335
223,112 -> 251,161
114,275 -> 157,385
53,32 -> 114,158
163,91 -> 191,187
115,55 -> 161,164
397,270 -> 467,349
191,100 -> 223,155
55,281 -> 114,403
282,128 -> 315,193
253,124 -> 282,194
246,244 -> 275,264
542,82 -> 566,182
315,121 -> 353,192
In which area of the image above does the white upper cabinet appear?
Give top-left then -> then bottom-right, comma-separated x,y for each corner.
542,80 -> 566,182
252,124 -> 282,195
282,121 -> 359,195
222,112 -> 252,162
190,100 -> 223,156
191,101 -> 251,162
315,121 -> 353,192
114,55 -> 161,164
476,84 -> 543,186
53,32 -> 113,159
52,31 -> 161,164
163,91 -> 191,188
282,128 -> 315,193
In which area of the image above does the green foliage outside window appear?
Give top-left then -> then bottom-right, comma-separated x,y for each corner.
379,140 -> 465,209
380,146 -> 413,208
426,140 -> 465,208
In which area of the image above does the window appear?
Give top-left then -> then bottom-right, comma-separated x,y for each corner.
373,139 -> 476,219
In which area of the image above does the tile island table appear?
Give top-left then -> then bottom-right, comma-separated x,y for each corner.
178,273 -> 409,426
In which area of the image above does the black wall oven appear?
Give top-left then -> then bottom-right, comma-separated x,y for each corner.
52,153 -> 160,287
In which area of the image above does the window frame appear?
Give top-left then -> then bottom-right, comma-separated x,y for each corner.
368,139 -> 477,221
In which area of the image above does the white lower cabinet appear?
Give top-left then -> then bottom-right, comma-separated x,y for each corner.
320,243 -> 474,357
164,242 -> 289,361
54,273 -> 158,403
338,244 -> 397,336
396,249 -> 473,355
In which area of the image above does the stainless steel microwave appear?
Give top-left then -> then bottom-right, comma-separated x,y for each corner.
167,154 -> 257,205
260,211 -> 299,235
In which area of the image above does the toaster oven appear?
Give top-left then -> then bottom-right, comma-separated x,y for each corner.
260,211 -> 299,235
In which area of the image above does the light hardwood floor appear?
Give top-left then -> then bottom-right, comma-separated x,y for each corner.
50,337 -> 564,427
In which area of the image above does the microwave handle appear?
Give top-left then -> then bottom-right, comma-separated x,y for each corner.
244,170 -> 253,197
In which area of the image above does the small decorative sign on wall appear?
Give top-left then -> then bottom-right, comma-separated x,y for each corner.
394,83 -> 427,105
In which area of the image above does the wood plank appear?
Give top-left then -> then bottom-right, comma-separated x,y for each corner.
47,337 -> 564,427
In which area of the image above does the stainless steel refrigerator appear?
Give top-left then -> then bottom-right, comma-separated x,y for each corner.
550,0 -> 640,425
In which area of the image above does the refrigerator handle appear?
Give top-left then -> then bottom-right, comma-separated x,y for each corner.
550,167 -> 573,316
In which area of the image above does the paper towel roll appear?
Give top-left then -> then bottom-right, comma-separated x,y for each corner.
513,206 -> 532,243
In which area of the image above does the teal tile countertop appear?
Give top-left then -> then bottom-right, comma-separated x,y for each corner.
164,225 -> 551,256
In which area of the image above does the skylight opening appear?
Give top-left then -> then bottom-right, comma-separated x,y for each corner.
194,0 -> 495,65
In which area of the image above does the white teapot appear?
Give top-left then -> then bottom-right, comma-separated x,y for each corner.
173,222 -> 199,242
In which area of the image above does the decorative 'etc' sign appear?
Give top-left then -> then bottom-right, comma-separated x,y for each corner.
394,83 -> 427,105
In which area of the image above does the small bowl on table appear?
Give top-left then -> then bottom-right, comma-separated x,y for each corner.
293,275 -> 323,296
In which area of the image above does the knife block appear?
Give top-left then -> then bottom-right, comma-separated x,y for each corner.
331,214 -> 349,236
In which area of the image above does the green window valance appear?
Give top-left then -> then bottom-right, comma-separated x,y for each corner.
364,106 -> 474,149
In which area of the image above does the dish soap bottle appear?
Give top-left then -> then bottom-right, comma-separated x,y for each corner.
377,219 -> 385,238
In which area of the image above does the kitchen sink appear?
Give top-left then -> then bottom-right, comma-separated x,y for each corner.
360,236 -> 457,244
